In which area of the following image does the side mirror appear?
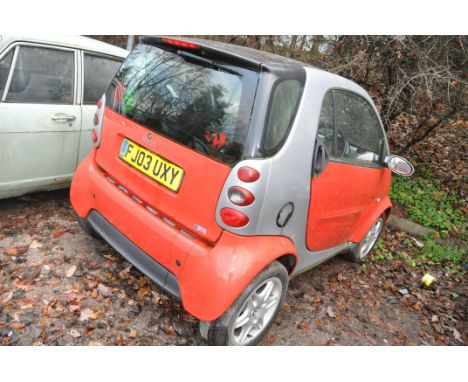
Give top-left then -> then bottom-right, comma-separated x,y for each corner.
385,155 -> 414,176
312,142 -> 329,178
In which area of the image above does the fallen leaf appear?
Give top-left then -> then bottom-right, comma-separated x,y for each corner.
10,322 -> 26,329
91,289 -> 98,298
265,334 -> 276,345
79,308 -> 97,322
326,306 -> 336,318
29,240 -> 42,249
69,329 -> 81,338
137,287 -> 151,298
66,265 -> 77,278
1,291 -> 13,303
97,283 -> 112,297
4,248 -> 18,255
52,229 -> 67,238
298,320 -> 310,332
129,329 -> 137,338
20,303 -> 34,310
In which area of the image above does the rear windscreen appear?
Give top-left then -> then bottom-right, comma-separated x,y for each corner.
106,44 -> 257,166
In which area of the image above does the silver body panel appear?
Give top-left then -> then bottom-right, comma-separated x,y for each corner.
216,67 -> 384,276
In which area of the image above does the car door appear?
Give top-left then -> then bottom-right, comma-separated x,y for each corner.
78,51 -> 123,164
307,89 -> 388,251
0,43 -> 81,198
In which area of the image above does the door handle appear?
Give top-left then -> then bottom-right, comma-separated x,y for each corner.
51,113 -> 76,122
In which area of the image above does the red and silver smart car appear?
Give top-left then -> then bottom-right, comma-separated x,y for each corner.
70,36 -> 414,345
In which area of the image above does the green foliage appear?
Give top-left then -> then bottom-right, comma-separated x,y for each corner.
390,172 -> 466,237
419,236 -> 466,265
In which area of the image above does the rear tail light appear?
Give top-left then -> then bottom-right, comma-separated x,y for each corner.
237,166 -> 260,183
161,37 -> 199,49
91,129 -> 98,143
220,208 -> 249,228
93,94 -> 106,147
228,186 -> 255,206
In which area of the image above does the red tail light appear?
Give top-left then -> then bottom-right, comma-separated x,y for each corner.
220,208 -> 249,228
237,166 -> 260,183
91,129 -> 98,143
97,98 -> 103,109
161,37 -> 199,49
228,186 -> 255,206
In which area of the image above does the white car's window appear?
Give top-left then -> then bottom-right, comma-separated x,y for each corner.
0,49 -> 14,97
5,46 -> 74,104
334,90 -> 385,166
83,54 -> 121,104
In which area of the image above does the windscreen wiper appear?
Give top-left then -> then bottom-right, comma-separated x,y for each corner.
176,50 -> 241,76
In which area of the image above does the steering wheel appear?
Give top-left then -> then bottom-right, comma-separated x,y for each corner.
318,127 -> 349,159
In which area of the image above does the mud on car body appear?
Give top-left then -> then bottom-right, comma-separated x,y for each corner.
70,36 -> 414,345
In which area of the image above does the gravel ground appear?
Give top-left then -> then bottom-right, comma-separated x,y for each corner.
0,190 -> 465,345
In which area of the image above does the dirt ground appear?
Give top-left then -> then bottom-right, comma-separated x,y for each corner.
0,190 -> 465,345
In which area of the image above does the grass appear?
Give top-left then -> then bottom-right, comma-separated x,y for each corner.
369,170 -> 467,272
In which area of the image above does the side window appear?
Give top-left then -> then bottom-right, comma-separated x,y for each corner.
5,46 -> 74,104
263,79 -> 302,153
334,90 -> 385,165
83,54 -> 122,104
0,49 -> 14,97
316,91 -> 334,155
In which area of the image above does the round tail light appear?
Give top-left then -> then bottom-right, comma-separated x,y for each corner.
228,186 -> 255,206
220,208 -> 249,228
237,166 -> 260,182
91,129 -> 98,143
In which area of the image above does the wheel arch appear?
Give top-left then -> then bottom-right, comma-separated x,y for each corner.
179,231 -> 298,322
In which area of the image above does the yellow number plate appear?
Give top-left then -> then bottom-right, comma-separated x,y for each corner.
119,138 -> 184,192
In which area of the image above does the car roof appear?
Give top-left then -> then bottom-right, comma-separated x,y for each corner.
142,36 -> 308,72
0,35 -> 128,58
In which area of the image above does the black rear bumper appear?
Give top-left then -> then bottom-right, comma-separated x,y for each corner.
83,210 -> 181,300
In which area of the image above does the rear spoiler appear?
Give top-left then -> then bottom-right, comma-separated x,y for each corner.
140,36 -> 263,72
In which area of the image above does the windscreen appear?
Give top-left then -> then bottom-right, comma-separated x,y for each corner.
106,44 -> 257,165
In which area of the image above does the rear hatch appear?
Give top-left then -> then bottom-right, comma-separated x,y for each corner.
95,40 -> 259,243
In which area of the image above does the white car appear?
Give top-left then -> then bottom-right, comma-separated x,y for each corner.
0,35 -> 128,199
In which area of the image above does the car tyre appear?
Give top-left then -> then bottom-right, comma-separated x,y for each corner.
76,215 -> 101,240
205,261 -> 288,346
345,215 -> 385,263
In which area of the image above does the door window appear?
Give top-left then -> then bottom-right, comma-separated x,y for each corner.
333,90 -> 385,165
0,49 -> 14,97
83,54 -> 122,104
5,46 -> 74,104
316,91 -> 334,154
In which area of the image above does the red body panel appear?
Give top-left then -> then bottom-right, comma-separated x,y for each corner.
95,108 -> 231,243
70,151 -> 297,320
307,161 -> 391,251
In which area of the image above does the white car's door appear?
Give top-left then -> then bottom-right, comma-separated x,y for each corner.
0,43 -> 81,199
78,51 -> 122,163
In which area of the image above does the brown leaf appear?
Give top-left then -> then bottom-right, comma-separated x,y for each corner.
298,320 -> 310,332
265,334 -> 276,345
66,265 -> 77,278
137,287 -> 151,298
4,248 -> 18,255
52,229 -> 67,238
10,322 -> 26,329
129,329 -> 137,338
91,289 -> 98,298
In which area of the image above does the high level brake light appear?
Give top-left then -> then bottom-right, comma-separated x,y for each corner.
161,37 -> 199,49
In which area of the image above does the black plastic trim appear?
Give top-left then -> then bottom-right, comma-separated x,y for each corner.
86,210 -> 181,300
